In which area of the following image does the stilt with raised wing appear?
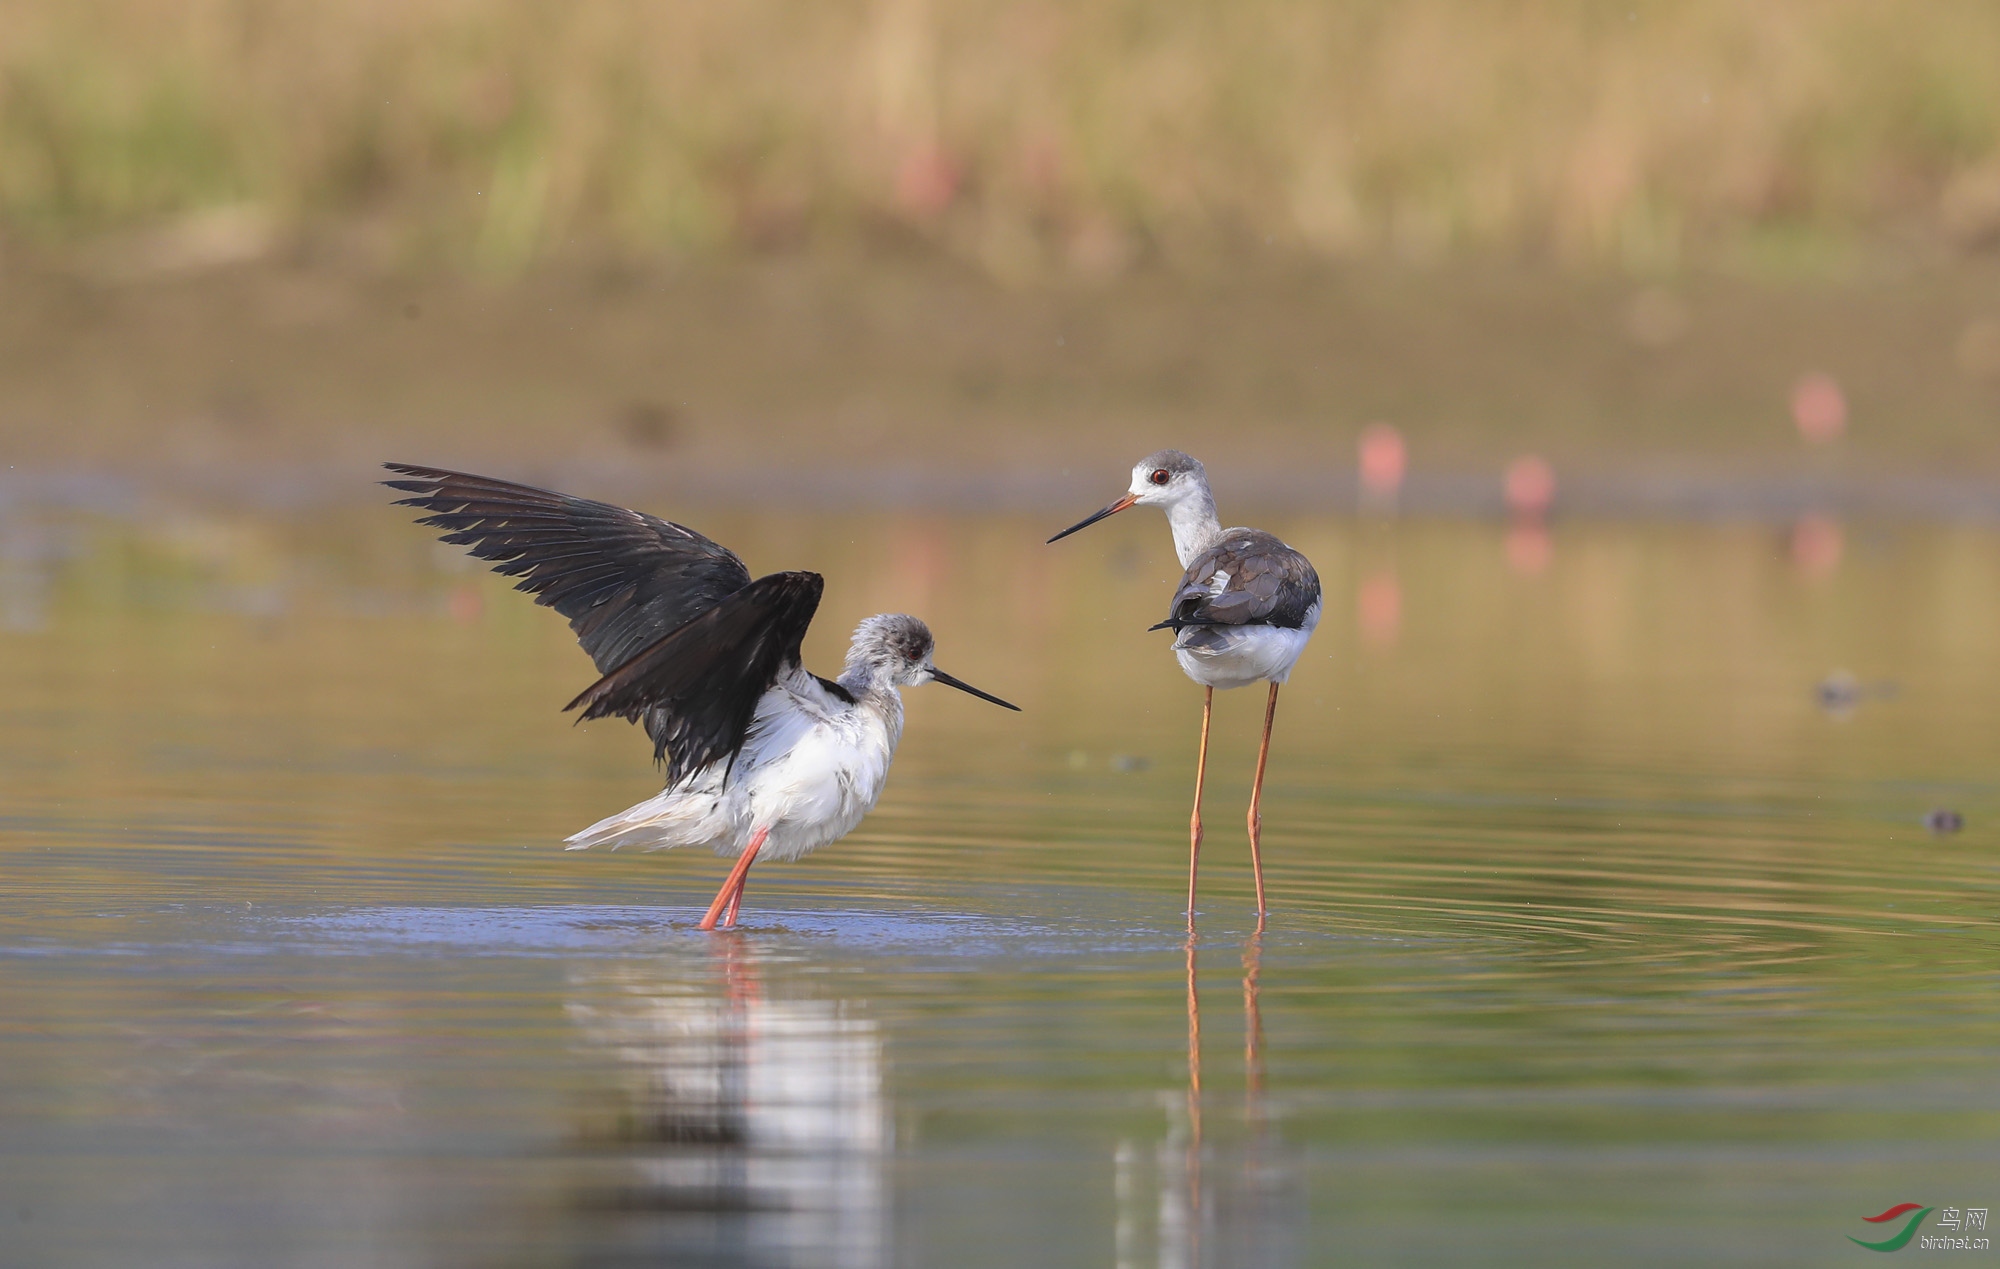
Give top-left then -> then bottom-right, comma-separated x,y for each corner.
387,464 -> 1018,930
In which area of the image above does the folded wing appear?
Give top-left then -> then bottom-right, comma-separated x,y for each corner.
1150,531 -> 1321,632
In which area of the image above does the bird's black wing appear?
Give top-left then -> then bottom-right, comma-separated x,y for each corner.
565,571 -> 826,786
383,463 -> 753,674
1149,531 -> 1321,631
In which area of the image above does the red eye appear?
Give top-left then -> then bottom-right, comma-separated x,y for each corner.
1150,469 -> 1170,485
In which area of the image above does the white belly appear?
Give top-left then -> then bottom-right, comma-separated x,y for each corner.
737,713 -> 895,861
564,682 -> 901,860
1171,602 -> 1320,690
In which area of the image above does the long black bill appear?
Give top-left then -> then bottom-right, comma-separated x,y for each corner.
1046,493 -> 1138,544
930,668 -> 1022,711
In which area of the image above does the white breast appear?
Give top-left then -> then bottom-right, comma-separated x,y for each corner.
738,685 -> 902,862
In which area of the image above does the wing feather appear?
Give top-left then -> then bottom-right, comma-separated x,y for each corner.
1149,531 -> 1321,632
384,463 -> 754,675
565,571 -> 826,785
388,464 -> 821,781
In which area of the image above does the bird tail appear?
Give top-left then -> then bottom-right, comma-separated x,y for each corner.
564,787 -> 726,853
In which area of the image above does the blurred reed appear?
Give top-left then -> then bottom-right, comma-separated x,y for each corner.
5,0 -> 2000,275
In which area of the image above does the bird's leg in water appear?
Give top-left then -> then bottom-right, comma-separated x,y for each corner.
700,827 -> 767,931
1246,682 -> 1280,920
1242,930 -> 1265,1108
721,860 -> 756,928
1187,687 -> 1213,929
1184,928 -> 1204,1255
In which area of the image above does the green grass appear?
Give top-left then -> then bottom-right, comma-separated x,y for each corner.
6,0 -> 2000,273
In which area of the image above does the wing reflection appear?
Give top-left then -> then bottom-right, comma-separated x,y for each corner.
564,934 -> 887,1267
1117,931 -> 1302,1269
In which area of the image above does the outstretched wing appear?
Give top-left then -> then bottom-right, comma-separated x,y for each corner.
383,463 -> 753,675
565,571 -> 826,786
1150,531 -> 1321,631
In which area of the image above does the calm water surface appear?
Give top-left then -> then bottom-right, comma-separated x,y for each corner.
3,501 -> 1999,1266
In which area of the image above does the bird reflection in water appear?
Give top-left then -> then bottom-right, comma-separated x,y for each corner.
1118,931 -> 1301,1269
563,934 -> 886,1267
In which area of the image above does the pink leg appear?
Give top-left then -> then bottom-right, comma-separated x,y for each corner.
1187,687 -> 1213,929
1185,930 -> 1202,1107
1242,932 -> 1265,1104
699,828 -> 767,931
722,862 -> 753,928
1184,928 -> 1204,1255
1246,682 -> 1280,920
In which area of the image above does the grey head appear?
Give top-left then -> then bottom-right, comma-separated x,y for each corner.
1126,449 -> 1210,508
1047,448 -> 1220,556
843,614 -> 1020,709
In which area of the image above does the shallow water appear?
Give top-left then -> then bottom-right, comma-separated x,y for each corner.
3,501 -> 1999,1266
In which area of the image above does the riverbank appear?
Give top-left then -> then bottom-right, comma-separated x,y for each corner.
4,249 -> 1999,512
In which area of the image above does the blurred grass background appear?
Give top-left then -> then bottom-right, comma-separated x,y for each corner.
3,0 -> 1999,489
9,0 -> 2000,270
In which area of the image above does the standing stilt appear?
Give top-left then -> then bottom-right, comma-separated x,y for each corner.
391,466 -> 1021,938
1187,687 -> 1214,927
699,827 -> 768,931
1245,682 -> 1280,920
1046,451 -> 1321,926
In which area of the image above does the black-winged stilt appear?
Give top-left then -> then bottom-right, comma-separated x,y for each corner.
385,464 -> 1019,930
1049,450 -> 1320,924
